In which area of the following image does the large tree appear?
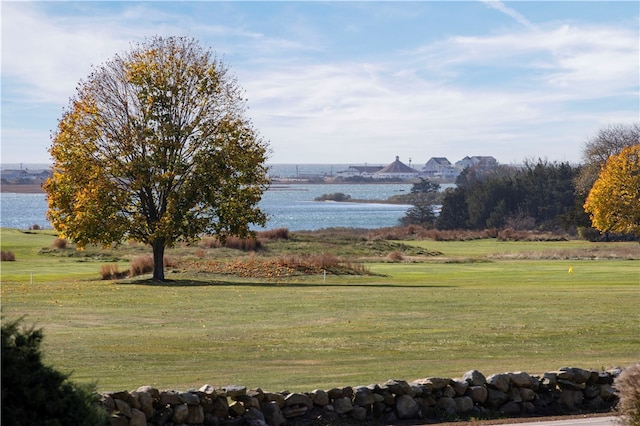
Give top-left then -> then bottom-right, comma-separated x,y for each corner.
583,144 -> 640,238
44,36 -> 270,281
574,123 -> 640,195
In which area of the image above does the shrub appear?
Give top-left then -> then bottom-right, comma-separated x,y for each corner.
1,250 -> 16,261
314,192 -> 351,202
616,363 -> 640,426
1,317 -> 108,425
224,236 -> 262,251
100,264 -> 124,280
387,251 -> 404,262
129,255 -> 154,277
257,227 -> 289,241
28,224 -> 41,230
200,235 -> 263,251
129,255 -> 176,277
52,238 -> 68,249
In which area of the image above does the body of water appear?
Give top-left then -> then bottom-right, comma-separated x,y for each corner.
0,183 -> 412,232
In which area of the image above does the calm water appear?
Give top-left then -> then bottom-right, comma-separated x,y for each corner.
0,183 -> 412,232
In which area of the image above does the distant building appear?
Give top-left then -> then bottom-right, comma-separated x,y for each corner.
421,157 -> 459,180
455,156 -> 498,171
373,156 -> 419,180
336,165 -> 384,179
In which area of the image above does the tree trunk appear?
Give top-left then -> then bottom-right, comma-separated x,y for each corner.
151,239 -> 165,281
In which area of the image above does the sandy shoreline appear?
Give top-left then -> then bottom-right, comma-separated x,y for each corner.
1,184 -> 45,194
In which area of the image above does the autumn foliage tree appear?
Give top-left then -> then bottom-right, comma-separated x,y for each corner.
584,145 -> 640,238
44,36 -> 270,281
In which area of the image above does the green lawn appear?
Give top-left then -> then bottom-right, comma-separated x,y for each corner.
1,228 -> 638,392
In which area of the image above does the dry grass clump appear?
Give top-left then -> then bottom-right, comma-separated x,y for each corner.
257,227 -> 289,241
100,264 -> 128,280
129,255 -> 178,277
497,229 -> 567,241
52,238 -> 68,249
1,250 -> 16,261
200,236 -> 262,251
387,251 -> 404,262
615,363 -> 640,426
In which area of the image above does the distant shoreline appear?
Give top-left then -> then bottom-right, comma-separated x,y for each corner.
1,184 -> 45,194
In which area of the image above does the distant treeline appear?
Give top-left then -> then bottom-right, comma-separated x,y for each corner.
412,160 -> 602,237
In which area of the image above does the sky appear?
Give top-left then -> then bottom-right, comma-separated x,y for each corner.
1,1 -> 638,166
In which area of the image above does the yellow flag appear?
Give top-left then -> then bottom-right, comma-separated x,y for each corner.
568,266 -> 573,274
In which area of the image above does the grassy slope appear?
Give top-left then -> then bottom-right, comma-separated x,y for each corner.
1,228 -> 638,392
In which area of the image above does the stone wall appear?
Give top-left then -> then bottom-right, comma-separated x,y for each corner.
100,366 -> 621,426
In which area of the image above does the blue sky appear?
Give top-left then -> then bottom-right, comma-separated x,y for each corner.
2,1 -> 638,166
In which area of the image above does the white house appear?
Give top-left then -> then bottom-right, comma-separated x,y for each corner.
421,157 -> 459,180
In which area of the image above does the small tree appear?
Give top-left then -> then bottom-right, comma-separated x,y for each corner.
1,318 -> 108,425
584,145 -> 640,238
399,178 -> 440,228
44,36 -> 270,281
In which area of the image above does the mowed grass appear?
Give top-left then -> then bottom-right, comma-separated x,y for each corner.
1,228 -> 638,393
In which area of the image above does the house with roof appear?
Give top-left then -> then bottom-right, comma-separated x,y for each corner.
336,165 -> 384,179
420,157 -> 459,180
373,156 -> 419,180
455,156 -> 498,171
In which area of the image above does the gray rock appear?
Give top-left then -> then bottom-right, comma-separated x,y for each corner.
487,373 -> 511,393
333,397 -> 354,414
558,379 -> 586,390
284,392 -> 312,409
384,379 -> 413,396
510,372 -> 533,388
350,406 -> 368,421
108,414 -> 128,426
172,403 -> 189,423
135,391 -> 154,419
451,379 -> 469,396
243,407 -> 265,423
519,387 -> 536,402
463,370 -> 487,386
248,388 -> 264,402
187,405 -> 205,424
199,384 -> 217,396
467,386 -> 488,404
560,389 -> 584,409
229,401 -> 245,417
599,384 -> 616,400
500,401 -> 521,416
436,396 -> 457,416
282,405 -> 308,418
396,394 -> 420,419
114,398 -> 132,418
310,389 -> 329,407
261,401 -> 286,426
353,387 -> 375,407
559,367 -> 592,384
224,385 -> 247,398
455,396 -> 474,413
136,385 -> 160,399
263,392 -> 285,408
129,408 -> 147,426
442,385 -> 456,398
486,388 -> 509,408
160,391 -> 182,406
179,391 -> 201,405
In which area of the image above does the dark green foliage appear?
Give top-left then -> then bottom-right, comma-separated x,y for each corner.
399,178 -> 440,228
1,318 -> 108,426
437,160 -> 584,232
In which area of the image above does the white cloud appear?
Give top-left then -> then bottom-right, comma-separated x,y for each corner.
481,0 -> 538,31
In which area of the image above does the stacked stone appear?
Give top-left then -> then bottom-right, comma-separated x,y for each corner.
100,366 -> 620,425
